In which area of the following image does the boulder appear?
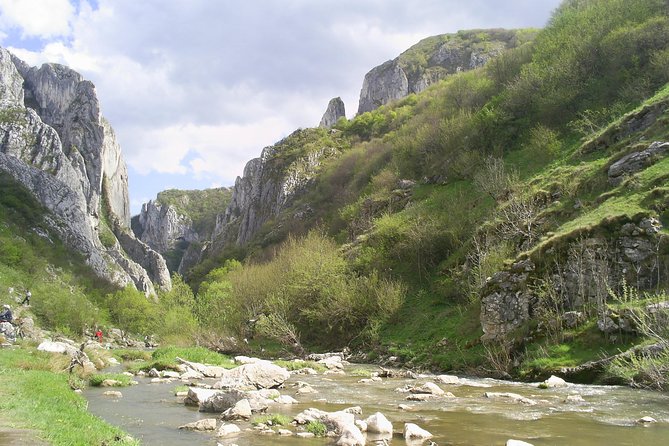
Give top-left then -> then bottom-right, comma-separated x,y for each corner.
435,374 -> 460,385
37,340 -> 78,356
200,389 -> 277,413
177,357 -> 228,378
336,424 -> 365,446
608,141 -> 669,185
364,412 -> 393,434
276,395 -> 299,404
217,423 -> 241,437
215,361 -> 290,389
179,418 -> 217,431
404,423 -> 432,440
221,399 -> 252,420
484,392 -> 537,406
539,375 -> 568,389
411,382 -> 445,395
184,388 -> 220,406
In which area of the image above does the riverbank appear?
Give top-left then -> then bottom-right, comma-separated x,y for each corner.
0,344 -> 138,446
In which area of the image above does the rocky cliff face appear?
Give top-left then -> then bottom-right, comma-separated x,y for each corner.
211,128 -> 342,252
319,97 -> 346,129
0,47 -> 170,293
133,187 -> 232,274
480,216 -> 667,341
358,29 -> 527,114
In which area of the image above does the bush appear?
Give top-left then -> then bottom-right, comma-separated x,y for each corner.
305,420 -> 327,437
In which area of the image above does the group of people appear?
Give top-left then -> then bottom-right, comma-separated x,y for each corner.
1,290 -> 32,323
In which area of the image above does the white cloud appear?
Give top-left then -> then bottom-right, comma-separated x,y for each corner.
0,0 -> 75,38
0,0 -> 563,213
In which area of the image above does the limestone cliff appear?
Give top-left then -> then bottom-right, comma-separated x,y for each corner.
358,29 -> 531,114
133,187 -> 232,274
211,128 -> 345,253
319,97 -> 346,129
0,47 -> 170,293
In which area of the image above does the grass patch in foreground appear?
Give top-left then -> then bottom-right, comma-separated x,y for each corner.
0,347 -> 137,445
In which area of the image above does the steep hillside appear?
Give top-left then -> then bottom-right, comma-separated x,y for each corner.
183,0 -> 669,385
0,48 -> 170,294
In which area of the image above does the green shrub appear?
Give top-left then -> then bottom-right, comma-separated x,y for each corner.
305,420 -> 327,436
252,414 -> 292,427
89,373 -> 132,387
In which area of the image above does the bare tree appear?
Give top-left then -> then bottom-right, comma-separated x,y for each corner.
473,156 -> 518,202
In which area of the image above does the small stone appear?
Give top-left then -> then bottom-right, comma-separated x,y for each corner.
296,432 -> 315,438
102,390 -> 122,398
637,416 -> 657,424
278,429 -> 293,436
507,440 -> 534,446
398,404 -> 413,410
179,418 -> 217,431
100,379 -> 123,387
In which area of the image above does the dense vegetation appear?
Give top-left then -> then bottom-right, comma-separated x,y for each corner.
2,0 -> 669,389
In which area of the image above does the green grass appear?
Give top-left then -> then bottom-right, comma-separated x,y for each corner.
126,345 -> 236,373
519,321 -> 640,381
380,289 -> 485,372
274,359 -> 326,372
304,420 -> 327,437
252,413 -> 292,427
88,373 -> 133,387
0,347 -> 137,445
112,349 -> 152,362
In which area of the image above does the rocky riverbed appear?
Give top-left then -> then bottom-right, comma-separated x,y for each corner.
85,354 -> 669,446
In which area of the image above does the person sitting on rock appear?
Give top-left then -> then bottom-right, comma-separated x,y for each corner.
0,304 -> 13,323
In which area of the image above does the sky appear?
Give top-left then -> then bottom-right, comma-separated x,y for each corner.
0,0 -> 563,215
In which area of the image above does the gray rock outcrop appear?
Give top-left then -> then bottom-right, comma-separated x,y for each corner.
0,47 -> 170,293
135,200 -> 198,254
319,97 -> 346,128
357,29 -> 521,114
212,128 -> 339,250
480,217 -> 665,340
608,141 -> 668,185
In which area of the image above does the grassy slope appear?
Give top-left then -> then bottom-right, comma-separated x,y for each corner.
0,347 -> 137,446
191,1 -> 669,379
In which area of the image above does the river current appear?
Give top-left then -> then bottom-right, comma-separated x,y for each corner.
85,363 -> 669,446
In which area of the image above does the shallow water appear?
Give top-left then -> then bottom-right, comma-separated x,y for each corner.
85,363 -> 669,446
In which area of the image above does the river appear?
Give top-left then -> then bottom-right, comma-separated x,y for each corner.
85,363 -> 669,445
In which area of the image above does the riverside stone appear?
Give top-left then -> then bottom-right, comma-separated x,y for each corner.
214,361 -> 290,390
404,423 -> 433,440
364,412 -> 393,434
179,418 -> 217,431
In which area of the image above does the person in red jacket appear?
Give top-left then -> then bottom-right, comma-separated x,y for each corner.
95,329 -> 103,343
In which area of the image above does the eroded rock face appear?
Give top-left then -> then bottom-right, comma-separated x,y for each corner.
480,217 -> 665,340
319,97 -> 346,128
0,47 -> 170,293
212,129 -> 339,250
357,29 -> 516,114
608,141 -> 669,185
135,200 -> 198,254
